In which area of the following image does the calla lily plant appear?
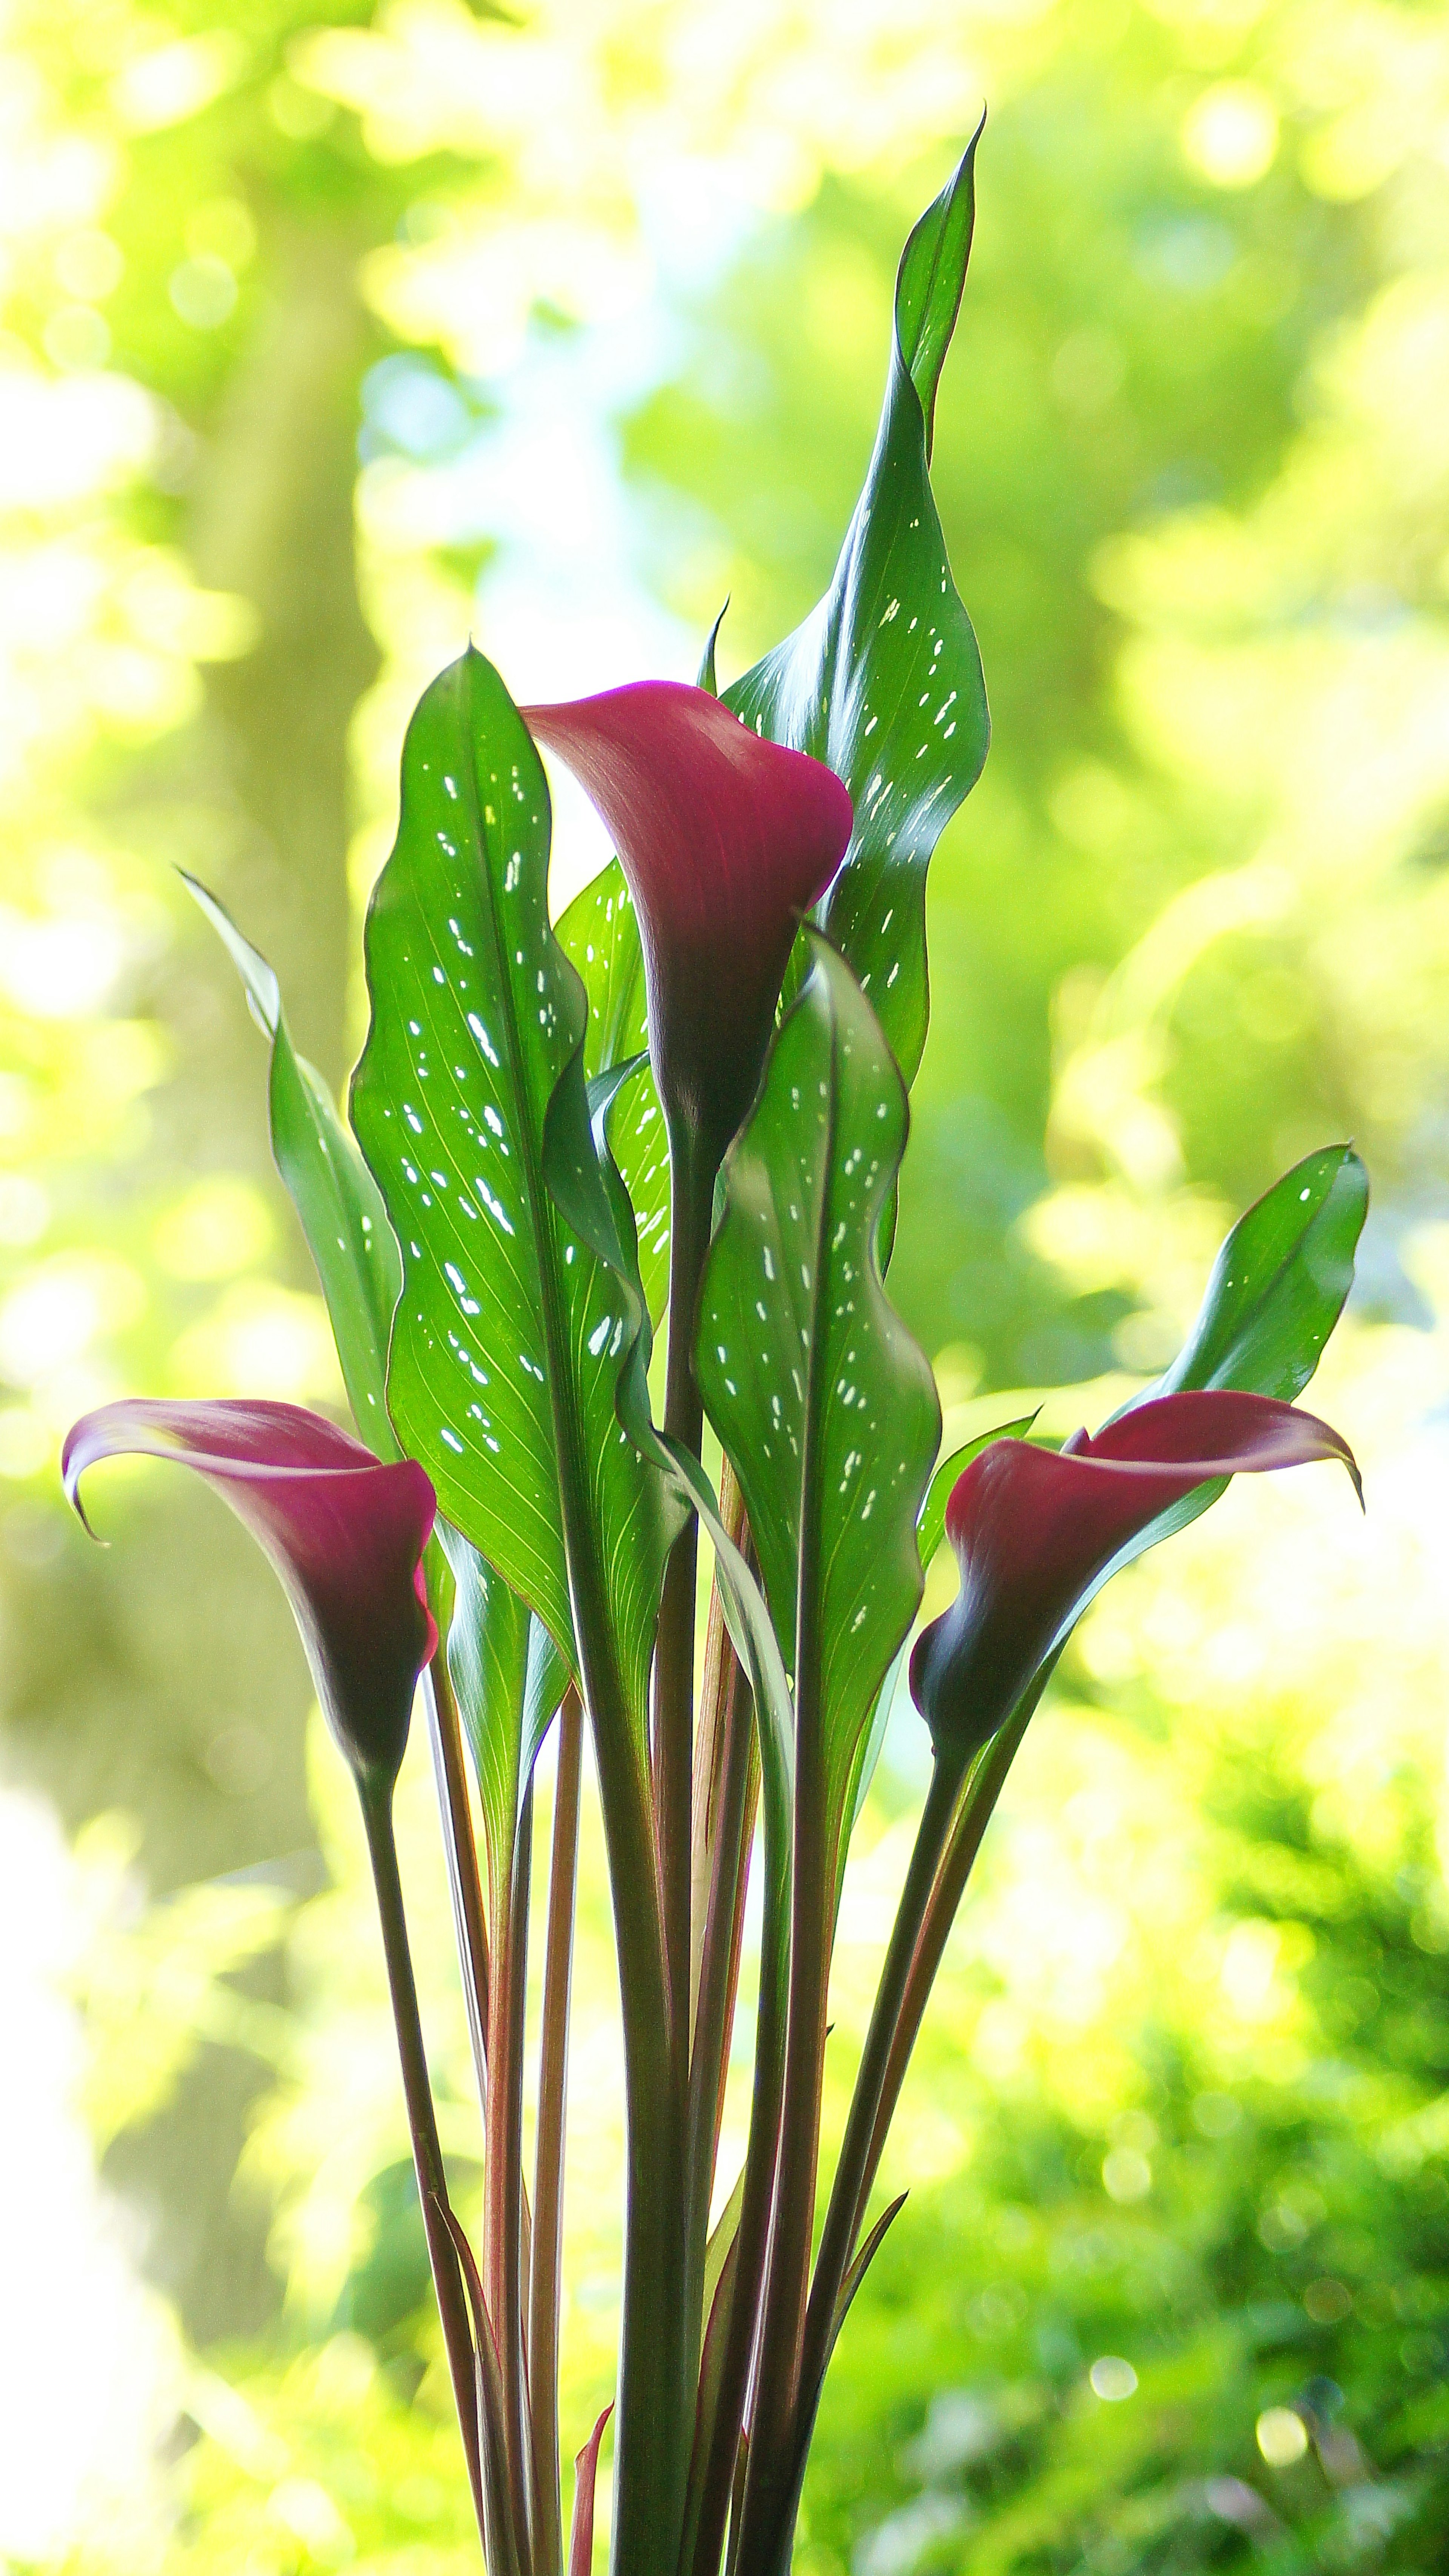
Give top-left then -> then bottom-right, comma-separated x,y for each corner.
65,137 -> 1368,2576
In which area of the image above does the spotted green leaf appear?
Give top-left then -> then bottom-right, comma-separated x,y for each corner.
351,646 -> 675,1743
724,130 -> 988,1100
696,934 -> 940,1845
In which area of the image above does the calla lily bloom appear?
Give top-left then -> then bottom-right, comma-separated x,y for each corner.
911,1390 -> 1361,1767
63,1399 -> 438,1795
525,681 -> 854,1170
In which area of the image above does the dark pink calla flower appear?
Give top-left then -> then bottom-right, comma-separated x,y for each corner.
525,681 -> 854,1166
63,1399 -> 438,1795
911,1390 -> 1361,1766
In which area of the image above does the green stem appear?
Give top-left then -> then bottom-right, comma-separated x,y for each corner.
732,1766 -> 829,2573
657,1117 -> 713,2068
774,1686 -> 1046,2559
683,1649 -> 756,2339
686,1778 -> 789,2576
487,1784 -> 534,2576
423,1644 -> 492,2122
797,1755 -> 963,2409
531,1690 -> 583,2576
689,1458 -> 746,2038
858,1691 -> 1040,2208
732,1030 -> 839,2575
360,1782 -> 485,2539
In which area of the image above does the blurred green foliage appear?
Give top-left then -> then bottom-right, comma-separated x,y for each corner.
3,0 -> 1449,2569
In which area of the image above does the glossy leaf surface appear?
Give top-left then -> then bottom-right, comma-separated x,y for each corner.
1098,1143 -> 1369,1581
725,131 -> 988,1097
697,935 -> 940,1834
183,874 -> 402,1458
917,1413 -> 1038,1572
1154,1143 -> 1367,1405
555,859 -> 670,1323
351,646 -> 674,1737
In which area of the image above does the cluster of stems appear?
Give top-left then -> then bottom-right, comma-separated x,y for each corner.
362,1125 -> 1013,2576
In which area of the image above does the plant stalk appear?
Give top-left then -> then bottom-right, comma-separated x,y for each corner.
686,1788 -> 789,2576
684,1648 -> 757,2331
689,1458 -> 746,2036
656,1118 -> 714,2068
858,1690 -> 1041,2211
423,1642 -> 492,2121
360,1781 -> 485,2538
531,1689 -> 583,2576
796,1753 -> 963,2412
487,1781 -> 534,2576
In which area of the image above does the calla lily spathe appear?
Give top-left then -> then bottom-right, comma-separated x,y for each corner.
524,680 -> 854,1170
911,1390 -> 1362,1767
63,1398 -> 438,1795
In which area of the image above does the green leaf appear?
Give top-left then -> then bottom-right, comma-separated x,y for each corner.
554,860 -> 670,1324
697,600 -> 728,695
724,131 -> 988,1100
1092,1143 -> 1368,1593
351,646 -> 675,1741
1153,1143 -> 1368,1406
917,1412 -> 1038,1572
696,934 -> 941,1845
181,873 -> 401,1460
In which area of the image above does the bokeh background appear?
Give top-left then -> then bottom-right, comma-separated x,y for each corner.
2,2 -> 1449,2568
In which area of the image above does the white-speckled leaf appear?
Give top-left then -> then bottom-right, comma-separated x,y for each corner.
351,646 -> 674,1742
696,934 -> 941,1837
724,132 -> 988,1101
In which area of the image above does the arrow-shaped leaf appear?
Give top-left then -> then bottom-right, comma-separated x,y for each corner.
696,934 -> 940,1847
724,129 -> 988,1102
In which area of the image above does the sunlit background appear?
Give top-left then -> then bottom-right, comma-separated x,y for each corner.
2,0 -> 1449,2567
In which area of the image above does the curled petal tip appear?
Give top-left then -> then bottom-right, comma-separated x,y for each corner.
916,1389 -> 1361,1769
63,1397 -> 437,1793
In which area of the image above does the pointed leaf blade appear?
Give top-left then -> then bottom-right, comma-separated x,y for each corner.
1094,1144 -> 1369,1583
182,874 -> 402,1459
1153,1143 -> 1367,1405
724,134 -> 988,1098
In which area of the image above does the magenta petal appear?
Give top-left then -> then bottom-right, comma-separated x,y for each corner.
525,681 -> 854,1162
63,1399 -> 438,1794
911,1390 -> 1360,1765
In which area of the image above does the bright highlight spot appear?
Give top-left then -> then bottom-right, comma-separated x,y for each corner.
1257,2405 -> 1309,2466
1182,83 -> 1280,189
1089,2356 -> 1138,2401
1101,2145 -> 1153,2202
